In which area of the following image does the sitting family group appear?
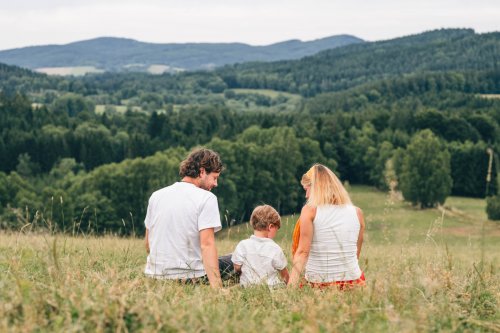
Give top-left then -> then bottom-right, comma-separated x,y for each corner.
144,148 -> 365,289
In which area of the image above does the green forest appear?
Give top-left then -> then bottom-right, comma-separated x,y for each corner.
1,28 -> 500,234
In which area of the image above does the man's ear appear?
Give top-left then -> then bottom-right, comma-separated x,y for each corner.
199,167 -> 206,177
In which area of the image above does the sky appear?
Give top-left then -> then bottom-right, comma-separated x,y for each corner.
0,0 -> 499,51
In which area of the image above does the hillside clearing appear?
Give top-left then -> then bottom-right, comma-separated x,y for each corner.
35,66 -> 104,76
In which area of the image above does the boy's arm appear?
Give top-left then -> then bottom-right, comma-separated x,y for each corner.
280,268 -> 289,284
356,207 -> 365,259
273,248 -> 289,284
200,228 -> 223,289
231,243 -> 243,274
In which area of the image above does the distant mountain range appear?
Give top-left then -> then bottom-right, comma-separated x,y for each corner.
0,35 -> 364,75
217,28 -> 500,96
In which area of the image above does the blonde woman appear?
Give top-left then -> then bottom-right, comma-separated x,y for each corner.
289,164 -> 365,289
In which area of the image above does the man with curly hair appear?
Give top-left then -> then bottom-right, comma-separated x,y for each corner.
144,147 -> 229,288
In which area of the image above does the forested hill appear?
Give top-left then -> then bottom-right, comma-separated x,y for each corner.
218,29 -> 500,96
0,63 -> 43,78
0,35 -> 363,73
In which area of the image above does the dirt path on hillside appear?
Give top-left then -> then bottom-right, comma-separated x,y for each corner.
439,206 -> 500,237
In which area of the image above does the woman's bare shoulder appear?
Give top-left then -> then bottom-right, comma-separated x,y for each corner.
301,204 -> 317,217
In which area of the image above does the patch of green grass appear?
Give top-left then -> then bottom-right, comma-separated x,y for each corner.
445,196 -> 487,220
94,104 -> 143,114
221,186 -> 496,246
230,88 -> 301,100
478,94 -> 500,99
35,66 -> 104,76
222,88 -> 303,113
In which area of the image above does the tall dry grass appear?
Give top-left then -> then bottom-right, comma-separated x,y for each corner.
1,187 -> 498,332
0,230 -> 498,332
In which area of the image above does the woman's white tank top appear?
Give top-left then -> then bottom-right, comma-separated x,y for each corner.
305,204 -> 362,282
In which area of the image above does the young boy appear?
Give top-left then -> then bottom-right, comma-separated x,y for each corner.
231,205 -> 289,287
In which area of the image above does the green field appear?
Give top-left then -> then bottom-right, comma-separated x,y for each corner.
229,88 -> 301,100
479,94 -> 500,100
1,186 -> 499,332
94,104 -> 143,114
223,88 -> 303,113
35,66 -> 104,76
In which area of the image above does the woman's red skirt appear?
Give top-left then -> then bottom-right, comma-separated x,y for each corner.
304,272 -> 366,290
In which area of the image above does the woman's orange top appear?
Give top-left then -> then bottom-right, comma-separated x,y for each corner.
291,218 -> 301,256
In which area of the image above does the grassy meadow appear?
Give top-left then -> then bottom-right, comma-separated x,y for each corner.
229,88 -> 301,99
35,66 -> 105,76
94,104 -> 144,115
223,88 -> 303,112
1,186 -> 499,332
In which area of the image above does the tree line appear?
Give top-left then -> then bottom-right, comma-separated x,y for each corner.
1,73 -> 499,232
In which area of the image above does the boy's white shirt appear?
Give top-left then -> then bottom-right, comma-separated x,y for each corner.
231,235 -> 287,287
144,182 -> 221,279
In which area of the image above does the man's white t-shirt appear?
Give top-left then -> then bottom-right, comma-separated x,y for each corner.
144,182 -> 222,279
231,235 -> 287,287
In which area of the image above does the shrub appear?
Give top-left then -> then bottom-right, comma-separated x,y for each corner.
486,195 -> 500,220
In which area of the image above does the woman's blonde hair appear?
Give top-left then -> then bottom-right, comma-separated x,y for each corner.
301,164 -> 351,206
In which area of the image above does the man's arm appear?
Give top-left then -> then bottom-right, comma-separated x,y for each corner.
356,207 -> 365,259
145,228 -> 150,254
200,228 -> 223,288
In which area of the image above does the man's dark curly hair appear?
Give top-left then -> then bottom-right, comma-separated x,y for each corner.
179,148 -> 224,178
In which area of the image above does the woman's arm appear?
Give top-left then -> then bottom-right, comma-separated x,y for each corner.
145,228 -> 150,253
288,205 -> 316,286
356,207 -> 365,259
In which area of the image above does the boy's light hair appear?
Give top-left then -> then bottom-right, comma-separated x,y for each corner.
301,164 -> 352,206
250,205 -> 281,231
